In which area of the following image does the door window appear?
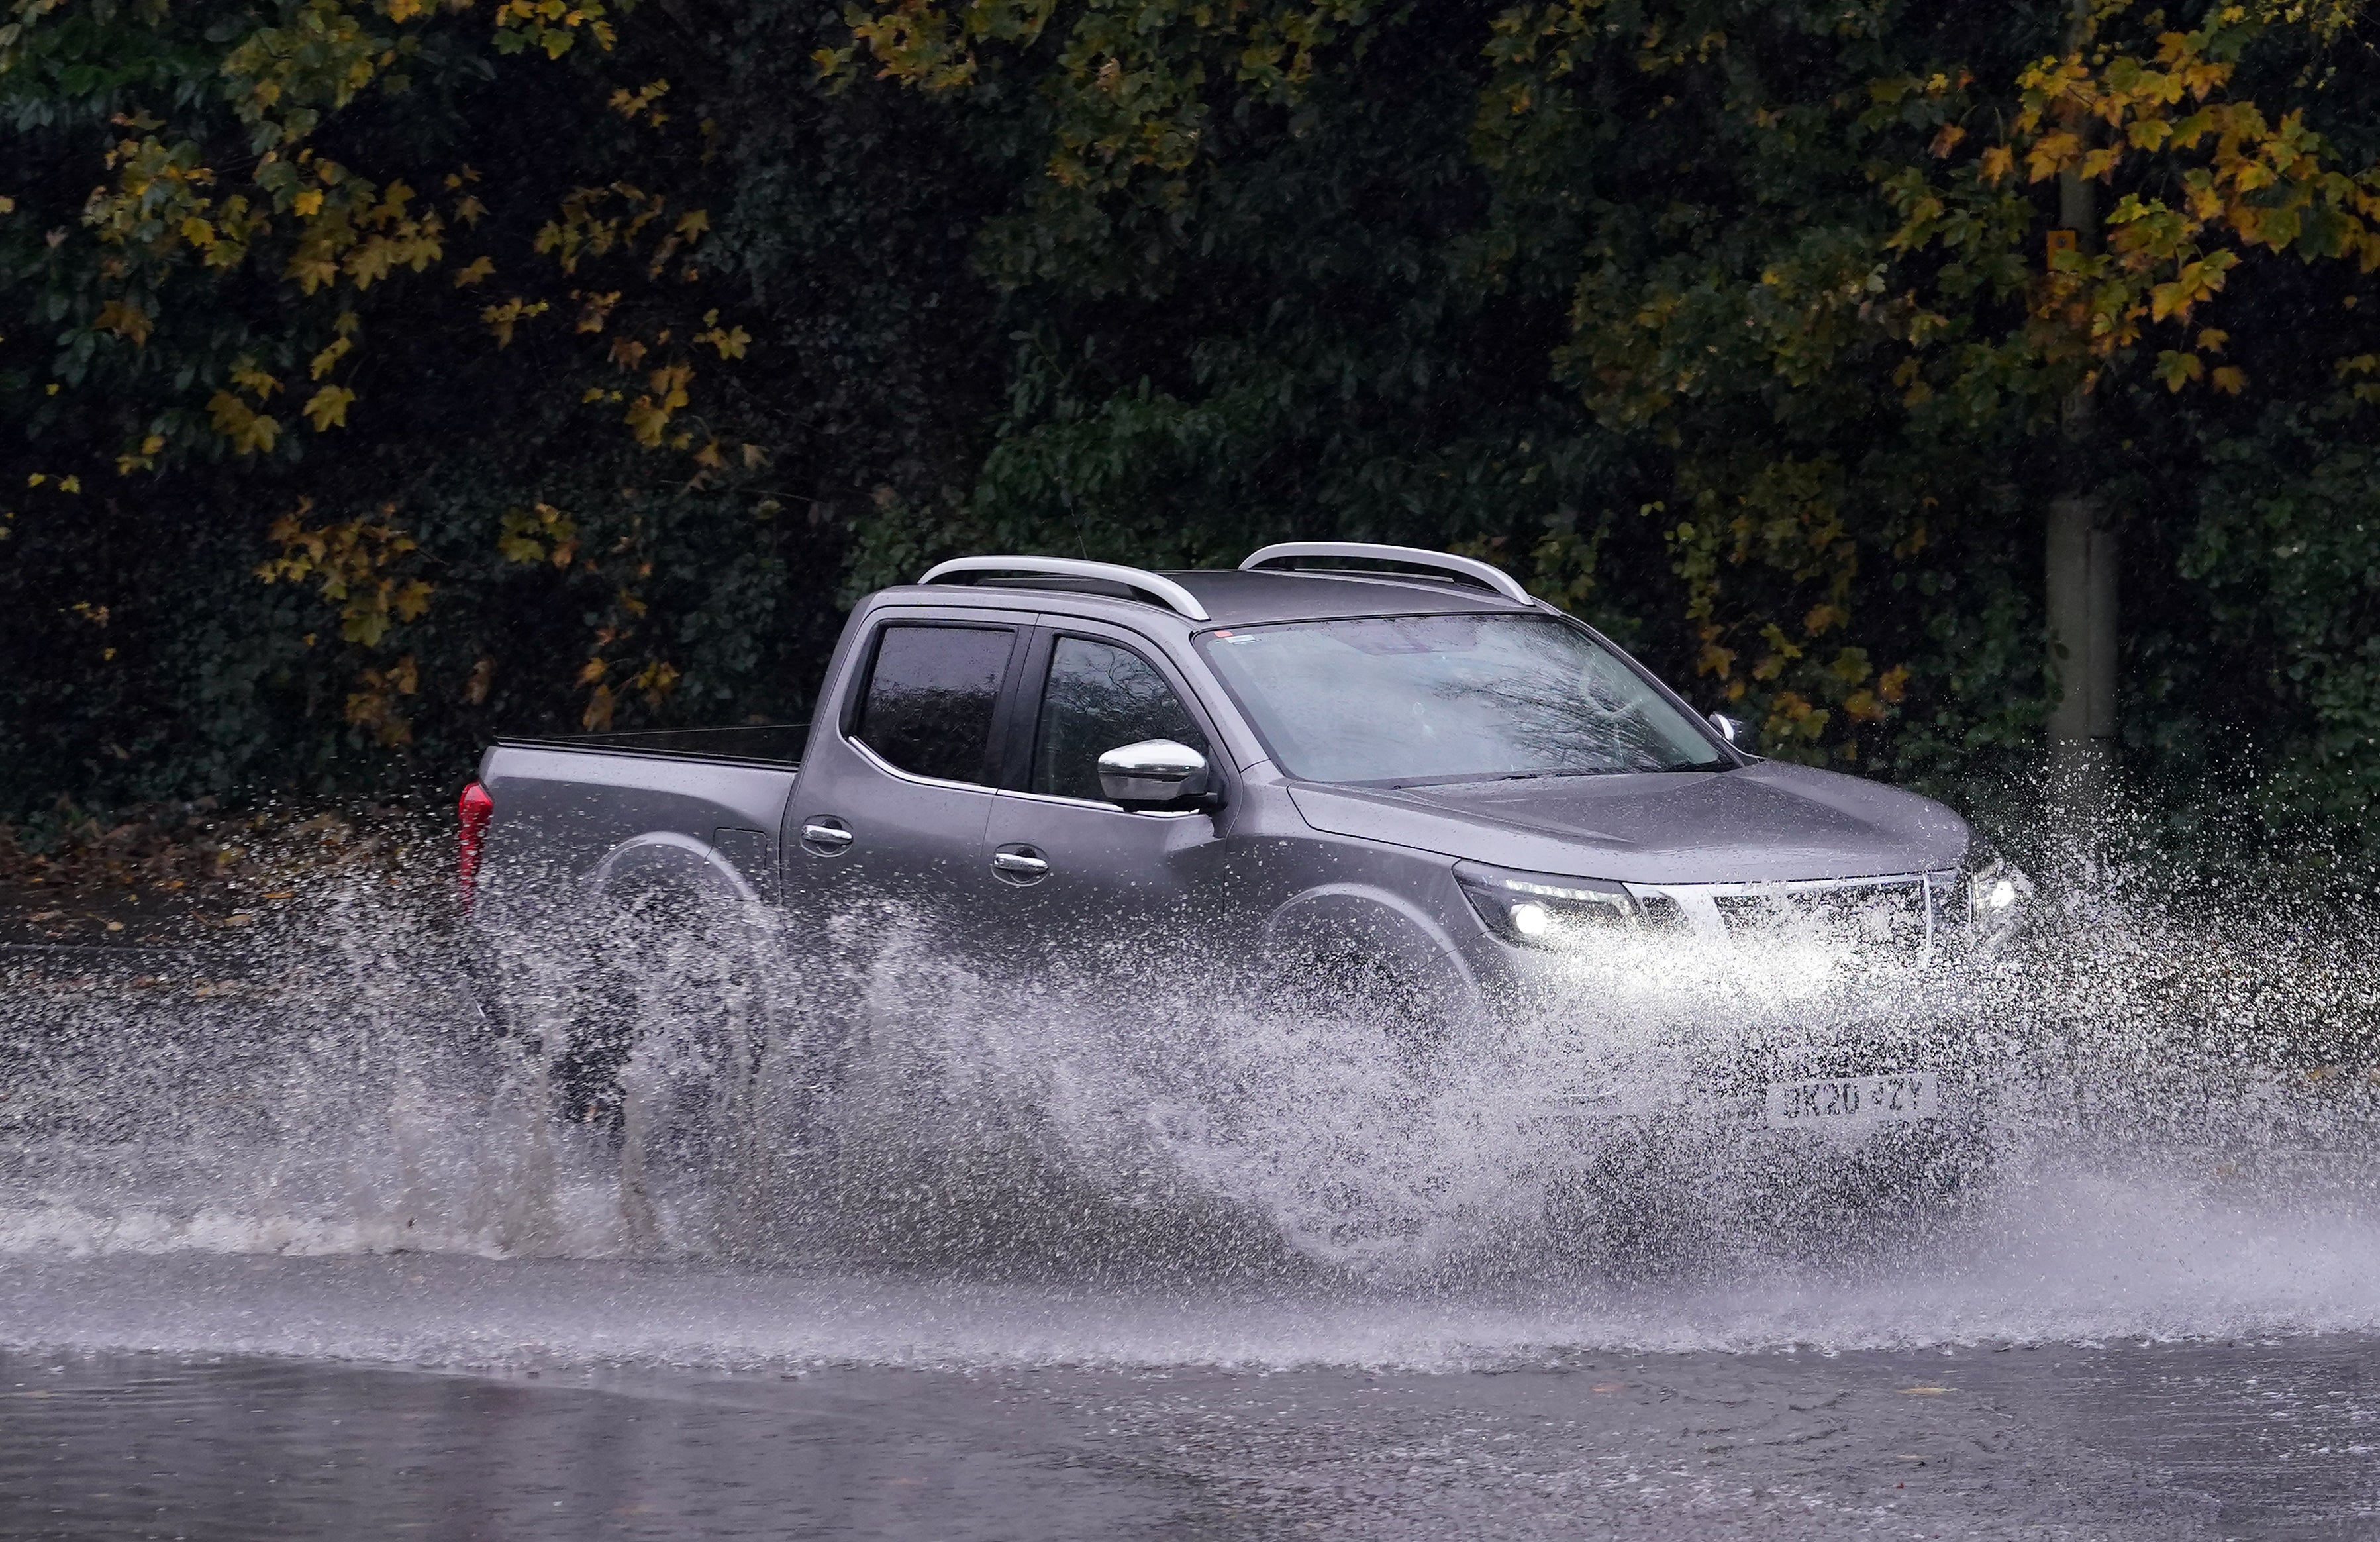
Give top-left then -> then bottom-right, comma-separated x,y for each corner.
1031,637 -> 1209,801
854,623 -> 1015,785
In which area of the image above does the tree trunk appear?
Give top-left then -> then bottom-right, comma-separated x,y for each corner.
2046,0 -> 2116,858
2046,493 -> 2117,821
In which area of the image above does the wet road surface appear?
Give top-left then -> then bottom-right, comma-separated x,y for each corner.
4,1333 -> 2374,1539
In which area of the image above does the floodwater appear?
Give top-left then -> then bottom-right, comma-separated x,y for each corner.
3,877 -> 2379,1537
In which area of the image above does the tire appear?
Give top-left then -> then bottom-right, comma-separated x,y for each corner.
1275,942 -> 1472,1072
560,878 -> 774,1250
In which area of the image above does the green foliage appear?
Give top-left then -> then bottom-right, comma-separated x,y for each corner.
5,0 -> 2380,867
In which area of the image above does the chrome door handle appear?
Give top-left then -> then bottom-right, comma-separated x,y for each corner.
991,852 -> 1048,876
801,819 -> 854,850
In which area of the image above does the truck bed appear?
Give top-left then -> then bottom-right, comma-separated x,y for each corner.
493,722 -> 806,768
476,723 -> 808,907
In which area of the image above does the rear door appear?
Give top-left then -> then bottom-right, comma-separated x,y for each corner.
788,609 -> 1030,939
977,617 -> 1240,973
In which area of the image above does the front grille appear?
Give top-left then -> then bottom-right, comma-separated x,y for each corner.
1630,872 -> 1955,959
1634,892 -> 1688,932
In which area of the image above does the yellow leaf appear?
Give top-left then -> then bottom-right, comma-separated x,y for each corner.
452,255 -> 495,287
303,385 -> 356,431
2210,364 -> 2246,394
58,476 -> 81,493
93,299 -> 153,346
229,356 -> 283,399
623,395 -> 668,445
698,324 -> 751,360
309,337 -> 352,380
2154,349 -> 2205,391
293,189 -> 324,217
674,209 -> 710,239
208,391 -> 281,455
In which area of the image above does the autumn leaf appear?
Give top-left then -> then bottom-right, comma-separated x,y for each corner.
480,296 -> 550,345
303,385 -> 356,431
93,299 -> 153,345
696,323 -> 751,359
207,391 -> 281,454
228,356 -> 283,399
2154,349 -> 2205,391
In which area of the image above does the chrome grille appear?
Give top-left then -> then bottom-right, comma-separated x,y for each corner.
1628,871 -> 1959,959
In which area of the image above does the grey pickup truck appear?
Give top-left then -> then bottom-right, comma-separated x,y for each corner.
461,542 -> 2028,1141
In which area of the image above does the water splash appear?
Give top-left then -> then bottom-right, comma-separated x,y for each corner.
3,853 -> 2379,1368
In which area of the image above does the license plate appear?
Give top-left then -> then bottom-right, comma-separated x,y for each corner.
1764,1070 -> 1938,1130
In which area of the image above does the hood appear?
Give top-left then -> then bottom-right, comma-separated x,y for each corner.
1285,762 -> 1969,885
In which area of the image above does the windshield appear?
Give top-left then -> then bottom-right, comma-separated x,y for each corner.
1196,614 -> 1726,785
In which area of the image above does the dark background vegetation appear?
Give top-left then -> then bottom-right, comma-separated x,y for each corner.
4,0 -> 2377,875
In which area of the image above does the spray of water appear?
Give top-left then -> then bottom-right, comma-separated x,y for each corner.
4,836 -> 2379,1369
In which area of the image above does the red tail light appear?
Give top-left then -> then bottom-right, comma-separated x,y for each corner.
457,780 -> 495,905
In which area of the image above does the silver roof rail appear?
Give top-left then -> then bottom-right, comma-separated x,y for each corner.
917,555 -> 1211,622
1239,541 -> 1534,607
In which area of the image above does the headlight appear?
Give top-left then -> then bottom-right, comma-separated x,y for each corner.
1454,860 -> 1638,947
1958,837 -> 2033,942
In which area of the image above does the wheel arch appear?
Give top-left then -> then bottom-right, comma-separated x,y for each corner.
589,830 -> 762,909
1260,881 -> 1483,1003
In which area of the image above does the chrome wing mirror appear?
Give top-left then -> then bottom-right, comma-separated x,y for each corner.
1707,711 -> 1746,745
1097,739 -> 1209,808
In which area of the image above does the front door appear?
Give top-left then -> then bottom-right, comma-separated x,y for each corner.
979,621 -> 1238,978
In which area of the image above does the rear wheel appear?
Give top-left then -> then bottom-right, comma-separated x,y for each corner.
566,879 -> 773,1249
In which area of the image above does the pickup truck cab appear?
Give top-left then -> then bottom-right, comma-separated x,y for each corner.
466,544 -> 2026,1139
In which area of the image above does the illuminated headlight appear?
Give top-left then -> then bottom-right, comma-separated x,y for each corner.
1959,837 -> 2033,941
1455,860 -> 1636,947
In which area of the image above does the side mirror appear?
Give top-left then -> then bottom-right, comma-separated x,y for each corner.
1097,739 -> 1210,808
1707,711 -> 1745,746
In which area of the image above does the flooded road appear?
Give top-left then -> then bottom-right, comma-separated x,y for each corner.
5,1326 -> 2375,1538
4,889 -> 2379,1537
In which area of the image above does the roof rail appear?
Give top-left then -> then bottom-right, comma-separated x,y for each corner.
917,555 -> 1211,622
1239,542 -> 1535,607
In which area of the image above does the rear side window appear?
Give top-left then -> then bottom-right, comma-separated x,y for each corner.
1032,636 -> 1209,801
854,623 -> 1015,785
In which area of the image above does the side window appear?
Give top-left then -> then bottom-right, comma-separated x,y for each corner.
854,623 -> 1015,785
1032,637 -> 1210,801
